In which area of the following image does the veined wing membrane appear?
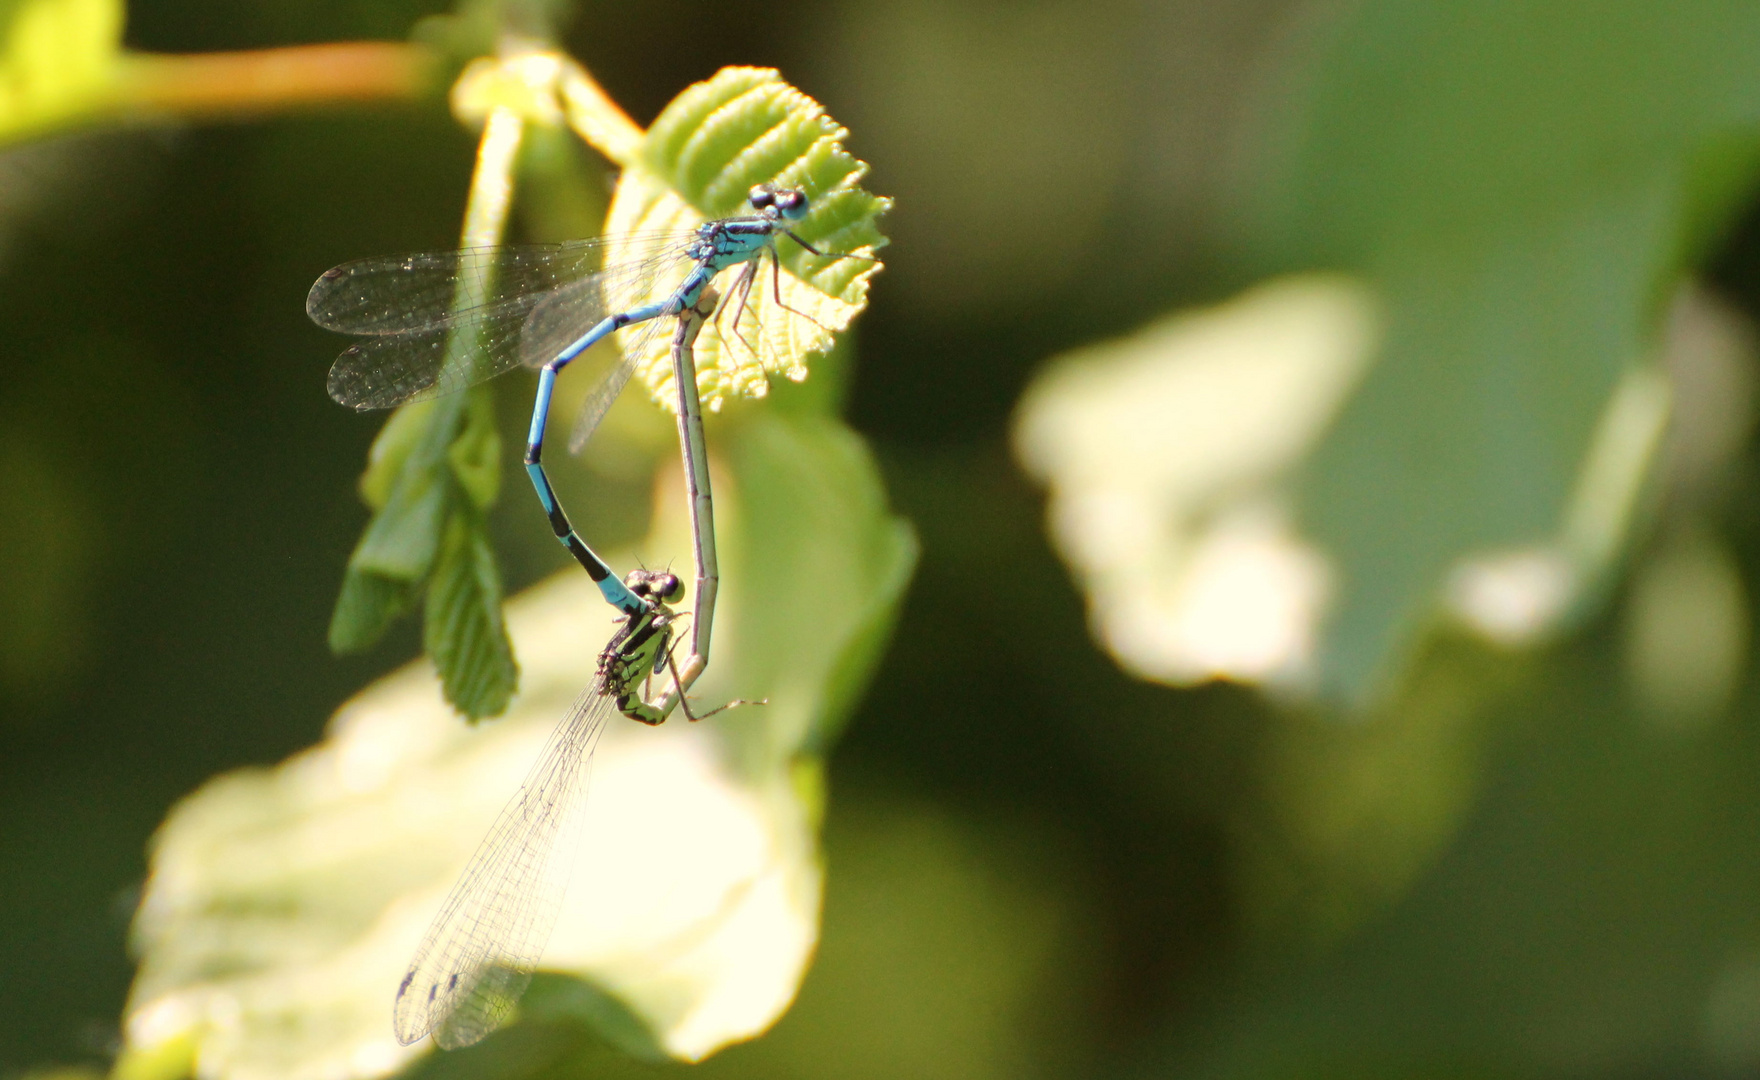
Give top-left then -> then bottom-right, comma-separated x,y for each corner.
326,308 -> 530,409
307,232 -> 693,335
314,234 -> 699,410
393,684 -> 615,1049
515,245 -> 699,454
563,303 -> 682,455
516,244 -> 697,370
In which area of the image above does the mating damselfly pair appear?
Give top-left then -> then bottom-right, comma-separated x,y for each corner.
309,185 -> 877,1048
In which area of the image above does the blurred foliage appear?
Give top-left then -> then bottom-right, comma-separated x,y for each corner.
1239,0 -> 1760,701
8,0 -> 1760,1079
0,0 -> 125,139
0,0 -> 431,143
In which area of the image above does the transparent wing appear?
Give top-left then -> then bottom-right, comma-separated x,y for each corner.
517,245 -> 699,370
324,310 -> 529,410
311,233 -> 695,411
392,684 -> 616,1050
567,348 -> 640,455
306,233 -> 691,335
561,306 -> 682,456
516,245 -> 701,454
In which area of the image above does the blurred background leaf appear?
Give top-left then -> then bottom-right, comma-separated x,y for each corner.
1238,0 -> 1760,701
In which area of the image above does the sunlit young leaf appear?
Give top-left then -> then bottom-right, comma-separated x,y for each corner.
600,66 -> 891,414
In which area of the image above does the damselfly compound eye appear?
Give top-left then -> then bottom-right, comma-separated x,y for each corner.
775,189 -> 808,220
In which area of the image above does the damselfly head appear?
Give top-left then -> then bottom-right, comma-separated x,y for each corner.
749,184 -> 810,222
624,569 -> 684,604
652,573 -> 684,603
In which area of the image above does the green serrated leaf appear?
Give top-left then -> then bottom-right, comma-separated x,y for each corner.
643,66 -> 889,302
345,388 -> 474,591
326,568 -> 415,653
327,77 -> 528,705
347,440 -> 451,582
333,395 -> 472,662
642,66 -> 781,207
424,509 -> 517,719
357,398 -> 435,511
446,387 -> 501,511
602,66 -> 891,416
